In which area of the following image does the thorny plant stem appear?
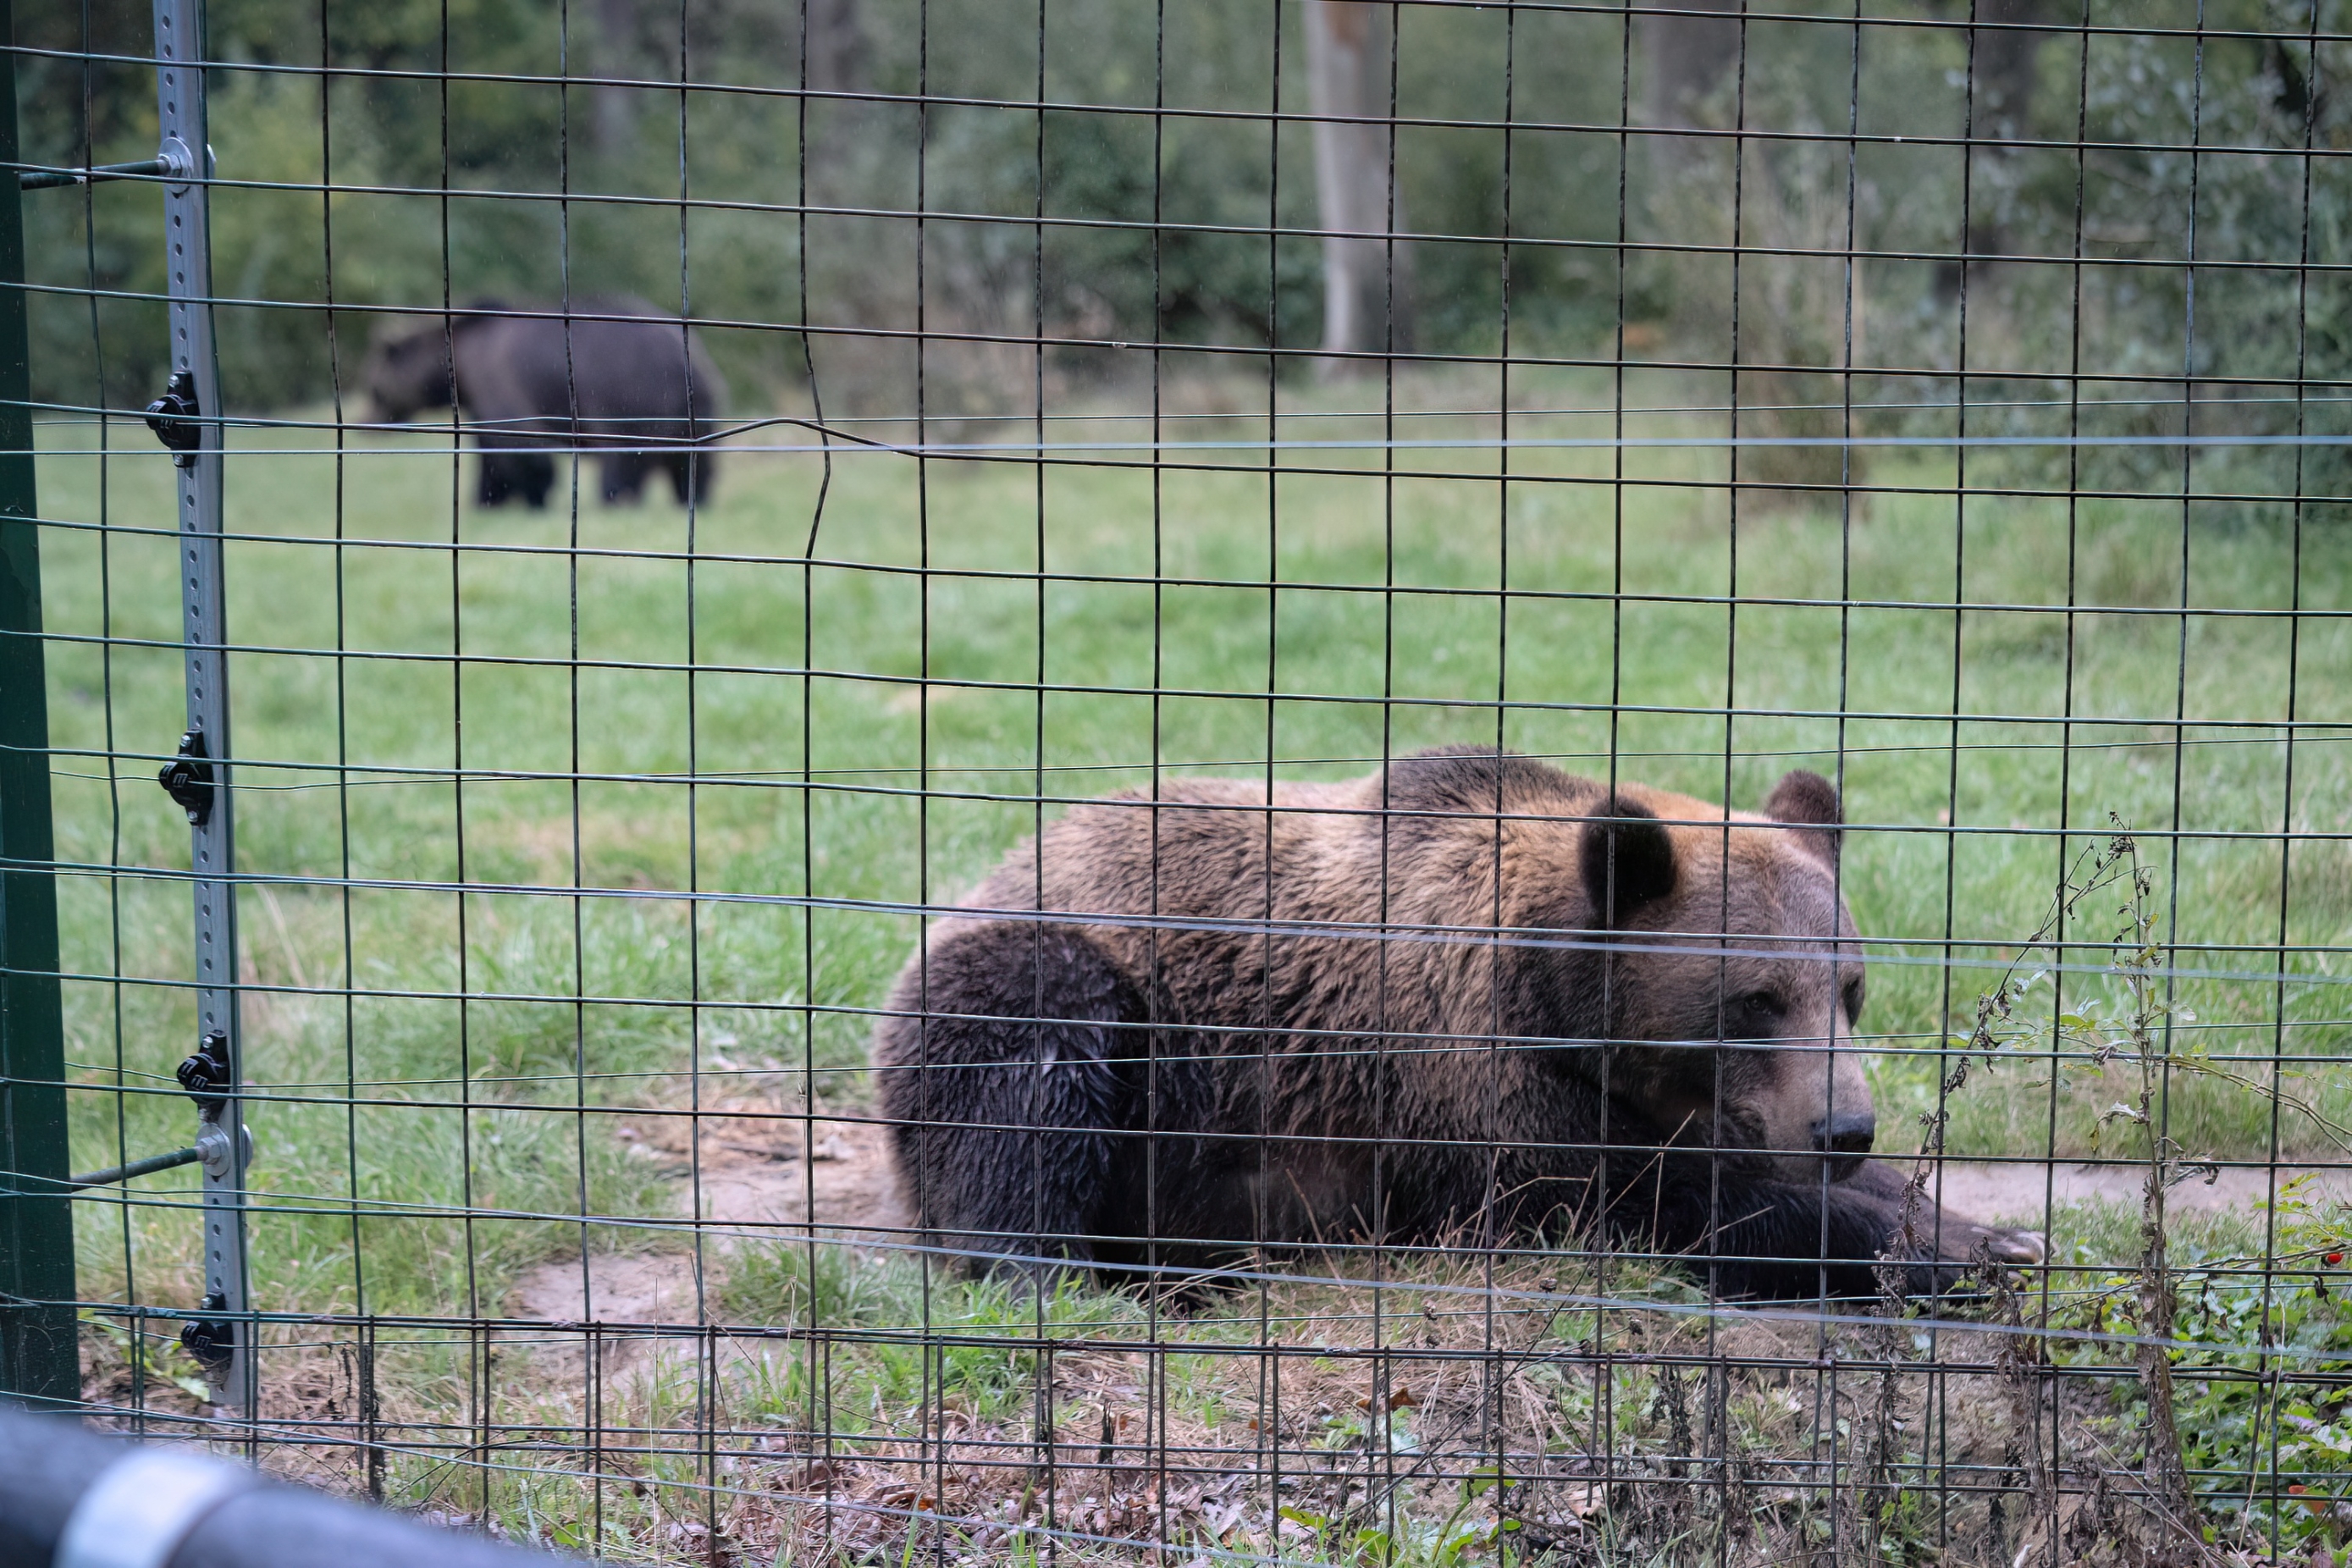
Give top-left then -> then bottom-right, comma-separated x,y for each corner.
2108,823 -> 2197,1551
1897,820 -> 2210,1560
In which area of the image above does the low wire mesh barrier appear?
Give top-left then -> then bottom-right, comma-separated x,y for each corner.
8,2 -> 2352,1563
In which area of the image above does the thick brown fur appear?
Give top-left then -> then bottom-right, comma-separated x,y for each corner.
362,295 -> 726,509
872,748 -> 2038,1299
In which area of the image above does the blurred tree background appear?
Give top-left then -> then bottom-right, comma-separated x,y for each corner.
14,0 -> 2351,502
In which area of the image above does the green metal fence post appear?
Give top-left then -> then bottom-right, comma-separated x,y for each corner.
0,0 -> 82,1407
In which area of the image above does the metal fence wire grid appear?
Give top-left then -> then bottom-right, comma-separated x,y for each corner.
8,1 -> 2352,1564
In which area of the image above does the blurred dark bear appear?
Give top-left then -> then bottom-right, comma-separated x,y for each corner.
362,295 -> 726,509
873,748 -> 2041,1300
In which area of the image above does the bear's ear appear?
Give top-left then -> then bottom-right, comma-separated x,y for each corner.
1580,796 -> 1677,928
1764,769 -> 1841,867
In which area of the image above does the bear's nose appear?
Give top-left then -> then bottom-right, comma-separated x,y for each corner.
1809,1112 -> 1875,1178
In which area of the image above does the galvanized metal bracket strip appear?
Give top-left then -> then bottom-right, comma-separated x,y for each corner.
152,0 -> 250,1413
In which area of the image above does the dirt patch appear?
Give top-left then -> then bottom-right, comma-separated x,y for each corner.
504,1113 -> 908,1386
503,1132 -> 2352,1396
512,1135 -> 2352,1337
1931,1159 -> 2352,1225
504,1252 -> 709,1389
511,1251 -> 710,1328
687,1116 -> 907,1248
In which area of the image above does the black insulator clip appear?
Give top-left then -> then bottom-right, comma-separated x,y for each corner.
158,730 -> 214,825
145,367 -> 202,465
177,1030 -> 232,1113
180,1293 -> 235,1373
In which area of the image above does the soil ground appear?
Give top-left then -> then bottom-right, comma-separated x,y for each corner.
1931,1157 -> 2352,1221
511,1134 -> 2350,1351
507,1115 -> 908,1377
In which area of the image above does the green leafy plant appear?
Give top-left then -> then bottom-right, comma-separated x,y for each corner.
81,1311 -> 212,1401
2170,1263 -> 2352,1552
1941,823 -> 2352,1561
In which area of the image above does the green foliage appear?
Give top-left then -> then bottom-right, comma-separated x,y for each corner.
717,1234 -> 923,1332
2040,1197 -> 2352,1556
2172,1265 -> 2352,1550
25,0 -> 2352,489
19,0 -> 809,411
727,1254 -> 1149,1434
80,1309 -> 213,1400
13,0 -> 1692,413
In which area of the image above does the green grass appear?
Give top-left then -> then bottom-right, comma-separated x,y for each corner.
30,362 -> 2352,1356
27,368 -> 2352,1560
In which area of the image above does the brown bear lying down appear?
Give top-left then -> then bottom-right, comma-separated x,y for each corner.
873,748 -> 2041,1300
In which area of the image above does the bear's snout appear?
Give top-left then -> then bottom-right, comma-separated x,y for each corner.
1810,1111 -> 1875,1179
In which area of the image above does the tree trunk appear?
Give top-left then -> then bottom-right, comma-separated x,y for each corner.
1303,1 -> 1411,373
1941,0 -> 2050,295
1972,0 -> 2048,143
594,0 -> 638,156
805,0 -> 869,96
1643,0 -> 1742,137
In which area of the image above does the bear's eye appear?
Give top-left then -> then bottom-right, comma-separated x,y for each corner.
1841,977 -> 1866,1024
1722,991 -> 1786,1038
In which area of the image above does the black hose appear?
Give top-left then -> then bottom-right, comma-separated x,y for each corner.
16,158 -> 169,190
68,1146 -> 202,1189
0,1404 -> 566,1568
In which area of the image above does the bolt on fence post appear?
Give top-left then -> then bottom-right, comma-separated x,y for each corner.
150,0 -> 251,1413
0,0 -> 81,1408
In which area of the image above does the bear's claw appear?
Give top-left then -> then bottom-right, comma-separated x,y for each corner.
1879,1217 -> 2046,1300
1982,1227 -> 2046,1267
1930,1217 -> 2045,1269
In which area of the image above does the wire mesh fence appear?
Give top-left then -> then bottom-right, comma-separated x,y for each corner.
9,0 -> 2352,1563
